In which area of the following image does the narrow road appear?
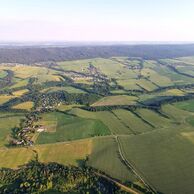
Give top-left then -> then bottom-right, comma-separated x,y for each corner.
95,171 -> 140,194
115,135 -> 158,194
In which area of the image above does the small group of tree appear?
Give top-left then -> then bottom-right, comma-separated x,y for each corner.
0,70 -> 14,89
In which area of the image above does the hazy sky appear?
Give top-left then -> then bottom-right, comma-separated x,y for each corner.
0,0 -> 194,41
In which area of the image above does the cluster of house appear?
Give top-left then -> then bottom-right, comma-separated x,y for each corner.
65,71 -> 93,82
11,106 -> 48,146
11,123 -> 46,146
11,126 -> 35,146
123,63 -> 142,70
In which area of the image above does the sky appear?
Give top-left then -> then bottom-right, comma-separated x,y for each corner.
0,0 -> 194,42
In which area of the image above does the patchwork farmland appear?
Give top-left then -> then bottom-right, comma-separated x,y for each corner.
1,55 -> 194,193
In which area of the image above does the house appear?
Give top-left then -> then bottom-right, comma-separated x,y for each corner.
37,127 -> 45,132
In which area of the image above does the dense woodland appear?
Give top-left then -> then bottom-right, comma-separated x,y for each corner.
0,160 -> 126,194
1,44 -> 194,63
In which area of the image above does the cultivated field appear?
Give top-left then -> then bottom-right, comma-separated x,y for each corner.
12,101 -> 34,111
91,95 -> 138,106
0,95 -> 15,105
87,136 -> 137,182
0,139 -> 92,168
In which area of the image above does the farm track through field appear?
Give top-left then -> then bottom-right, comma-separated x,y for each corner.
115,135 -> 158,194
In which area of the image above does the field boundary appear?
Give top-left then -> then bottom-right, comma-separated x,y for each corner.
115,136 -> 158,194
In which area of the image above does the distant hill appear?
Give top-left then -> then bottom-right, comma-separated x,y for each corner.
0,44 -> 194,64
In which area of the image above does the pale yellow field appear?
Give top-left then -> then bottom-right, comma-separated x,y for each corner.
0,139 -> 92,168
0,64 -> 62,84
73,78 -> 93,85
162,89 -> 185,96
57,104 -> 83,112
12,101 -> 34,111
36,139 -> 92,165
0,95 -> 15,105
92,95 -> 138,106
12,89 -> 29,96
0,147 -> 35,168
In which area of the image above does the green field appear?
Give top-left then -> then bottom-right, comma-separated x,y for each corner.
36,111 -> 110,144
10,79 -> 29,89
135,108 -> 172,128
161,104 -> 193,123
174,99 -> 194,112
88,136 -> 137,182
0,70 -> 7,78
0,112 -> 24,147
136,79 -> 158,91
113,109 -> 153,134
